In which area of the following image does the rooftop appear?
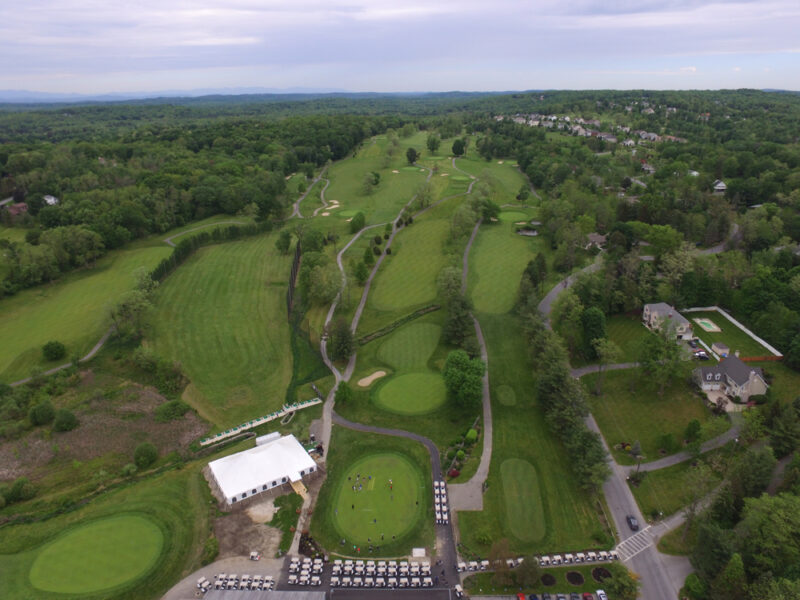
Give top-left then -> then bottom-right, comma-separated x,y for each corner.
697,355 -> 764,387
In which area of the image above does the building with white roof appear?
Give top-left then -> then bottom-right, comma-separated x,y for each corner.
208,433 -> 317,506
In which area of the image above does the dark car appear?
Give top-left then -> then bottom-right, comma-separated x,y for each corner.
688,339 -> 699,348
529,595 -> 540,600
542,594 -> 552,600
626,514 -> 640,531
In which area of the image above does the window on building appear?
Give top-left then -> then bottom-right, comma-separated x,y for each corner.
282,477 -> 287,483
232,497 -> 237,503
252,489 -> 257,495
262,484 -> 267,491
273,481 -> 277,486
241,492 -> 247,499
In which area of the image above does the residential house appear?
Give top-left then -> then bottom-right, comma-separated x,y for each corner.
622,139 -> 636,147
585,232 -> 607,250
6,202 -> 28,220
713,180 -> 727,194
642,303 -> 693,340
693,356 -> 768,402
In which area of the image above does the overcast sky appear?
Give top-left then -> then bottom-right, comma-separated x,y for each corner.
3,0 -> 799,94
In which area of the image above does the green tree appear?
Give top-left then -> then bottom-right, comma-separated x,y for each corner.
354,261 -> 369,285
275,229 -> 292,255
350,211 -> 366,233
28,400 -> 55,426
516,185 -> 530,202
513,556 -> 541,587
552,289 -> 584,357
452,138 -> 466,157
603,562 -> 640,600
134,442 -> 158,469
426,133 -> 441,154
581,306 -> 607,358
363,245 -> 375,266
53,408 -> 79,432
443,295 -> 473,348
639,324 -> 684,395
109,289 -> 153,340
685,418 -> 702,442
406,147 -> 418,164
736,493 -> 800,580
334,383 -> 353,405
710,553 -> 746,600
769,402 -> 800,458
329,319 -> 354,362
489,539 -> 513,587
592,338 -> 622,395
443,350 -> 485,411
42,340 -> 66,361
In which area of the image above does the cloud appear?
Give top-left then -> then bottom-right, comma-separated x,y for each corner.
680,66 -> 698,73
733,66 -> 742,71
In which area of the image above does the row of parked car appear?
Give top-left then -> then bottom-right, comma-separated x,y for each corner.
198,573 -> 275,592
329,575 -> 434,588
288,556 -> 324,575
515,592 -> 608,600
331,558 -> 432,577
455,550 -> 618,573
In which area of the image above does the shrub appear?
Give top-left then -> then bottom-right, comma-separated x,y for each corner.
201,536 -> 220,565
383,233 -> 390,240
134,442 -> 159,469
373,245 -> 381,256
656,432 -> 678,453
4,477 -> 36,504
53,408 -> 78,432
121,463 -> 138,477
42,340 -> 66,361
456,450 -> 466,461
465,428 -> 478,444
385,247 -> 392,255
446,449 -> 456,459
749,394 -> 768,405
154,400 -> 190,423
448,468 -> 460,478
29,400 -> 55,426
349,212 -> 366,233
373,235 -> 382,245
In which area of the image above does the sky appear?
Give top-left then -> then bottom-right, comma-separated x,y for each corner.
2,0 -> 799,94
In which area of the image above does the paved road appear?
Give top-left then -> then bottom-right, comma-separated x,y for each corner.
163,220 -> 248,247
697,223 -> 740,255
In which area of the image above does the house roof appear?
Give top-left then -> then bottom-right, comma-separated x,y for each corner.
698,356 -> 764,387
587,233 -> 607,245
208,434 -> 316,501
644,303 -> 690,327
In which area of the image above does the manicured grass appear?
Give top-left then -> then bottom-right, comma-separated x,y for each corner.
368,219 -> 450,313
500,459 -> 546,542
497,210 -> 528,222
333,453 -> 424,547
148,232 -> 293,428
0,242 -> 171,382
754,360 -> 800,404
375,372 -> 447,415
607,314 -> 652,363
310,426 -> 434,557
584,366 -> 728,465
468,220 -> 538,314
689,310 -> 772,358
0,466 -> 211,600
376,322 -> 441,370
29,515 -> 163,594
630,459 -> 723,519
458,314 -> 606,555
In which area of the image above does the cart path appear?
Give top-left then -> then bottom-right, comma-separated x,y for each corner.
290,167 -> 328,219
537,259 -> 604,329
163,220 -> 248,247
311,178 -> 332,217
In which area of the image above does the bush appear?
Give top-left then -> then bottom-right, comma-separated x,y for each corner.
201,536 -> 220,565
53,408 -> 78,432
465,428 -> 478,444
656,432 -> 678,453
154,400 -> 190,423
4,477 -> 36,504
29,400 -> 55,426
456,450 -> 466,460
121,463 -> 138,477
373,235 -> 382,245
749,394 -> 768,405
373,245 -> 382,256
385,247 -> 392,255
446,449 -> 456,459
42,340 -> 66,361
134,442 -> 159,469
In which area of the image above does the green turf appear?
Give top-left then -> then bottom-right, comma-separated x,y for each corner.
29,515 -> 163,594
500,459 -> 546,542
333,453 -> 424,547
607,315 -> 652,363
496,384 -> 516,406
369,219 -> 449,312
0,242 -> 171,382
310,427 -> 434,557
584,366 -> 729,465
689,310 -> 772,357
375,372 -> 446,415
376,322 -> 441,370
630,458 -> 723,519
497,211 -> 529,222
468,221 -> 538,314
148,232 -> 293,428
0,466 -> 211,600
752,361 -> 800,404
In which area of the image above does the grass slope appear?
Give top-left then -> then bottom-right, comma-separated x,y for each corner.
148,232 -> 293,428
376,322 -> 441,370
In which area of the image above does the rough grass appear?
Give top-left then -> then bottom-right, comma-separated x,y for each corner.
607,315 -> 652,363
689,310 -> 772,357
29,514 -> 164,594
584,366 -> 728,465
332,453 -> 424,547
375,372 -> 447,415
376,322 -> 441,370
468,221 -> 538,314
0,242 -> 171,382
368,219 -> 450,313
500,459 -> 546,542
630,460 -> 723,518
0,466 -> 211,600
270,493 -> 304,554
754,361 -> 800,404
310,426 -> 434,557
458,314 -> 605,555
148,232 -> 293,428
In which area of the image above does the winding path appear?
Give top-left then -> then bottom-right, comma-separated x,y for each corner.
311,178 -> 332,217
290,167 -> 327,219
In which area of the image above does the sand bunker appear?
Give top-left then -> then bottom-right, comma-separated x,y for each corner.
419,168 -> 425,172
515,221 -> 527,225
440,173 -> 449,176
358,370 -> 387,387
392,170 -> 400,174
489,217 -> 499,222
346,218 -> 353,222
322,212 -> 330,216
328,205 -> 340,210
497,160 -> 504,164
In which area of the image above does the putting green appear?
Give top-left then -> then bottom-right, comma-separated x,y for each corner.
377,322 -> 441,370
500,459 -> 546,542
333,453 -> 424,546
497,384 -> 516,406
338,209 -> 359,218
498,211 -> 529,222
451,175 -> 470,181
376,372 -> 446,415
29,514 -> 163,594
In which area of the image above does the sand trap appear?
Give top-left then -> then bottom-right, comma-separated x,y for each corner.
329,199 -> 339,204
358,370 -> 387,387
328,205 -> 340,210
392,170 -> 400,174
515,221 -> 527,225
470,175 -> 476,179
346,218 -> 353,222
440,173 -> 449,176
512,164 -> 519,167
246,498 -> 276,523
322,212 -> 330,216
490,217 -> 499,222
497,160 -> 504,164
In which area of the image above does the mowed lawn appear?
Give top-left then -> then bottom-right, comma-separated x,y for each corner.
310,427 -> 434,557
375,372 -> 447,415
584,366 -> 730,465
630,458 -> 724,518
0,466 -> 210,600
333,453 -> 424,547
29,515 -> 163,594
689,310 -> 772,357
148,233 -> 293,428
368,219 -> 449,313
376,322 -> 441,370
606,314 -> 652,363
468,219 -> 538,314
752,360 -> 800,404
458,314 -> 605,555
0,242 -> 171,382
500,459 -> 546,542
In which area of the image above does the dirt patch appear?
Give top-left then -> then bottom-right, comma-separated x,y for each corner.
541,573 -> 556,586
214,510 -> 281,559
566,571 -> 585,585
246,498 -> 277,523
592,567 -> 612,582
357,370 -> 387,387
